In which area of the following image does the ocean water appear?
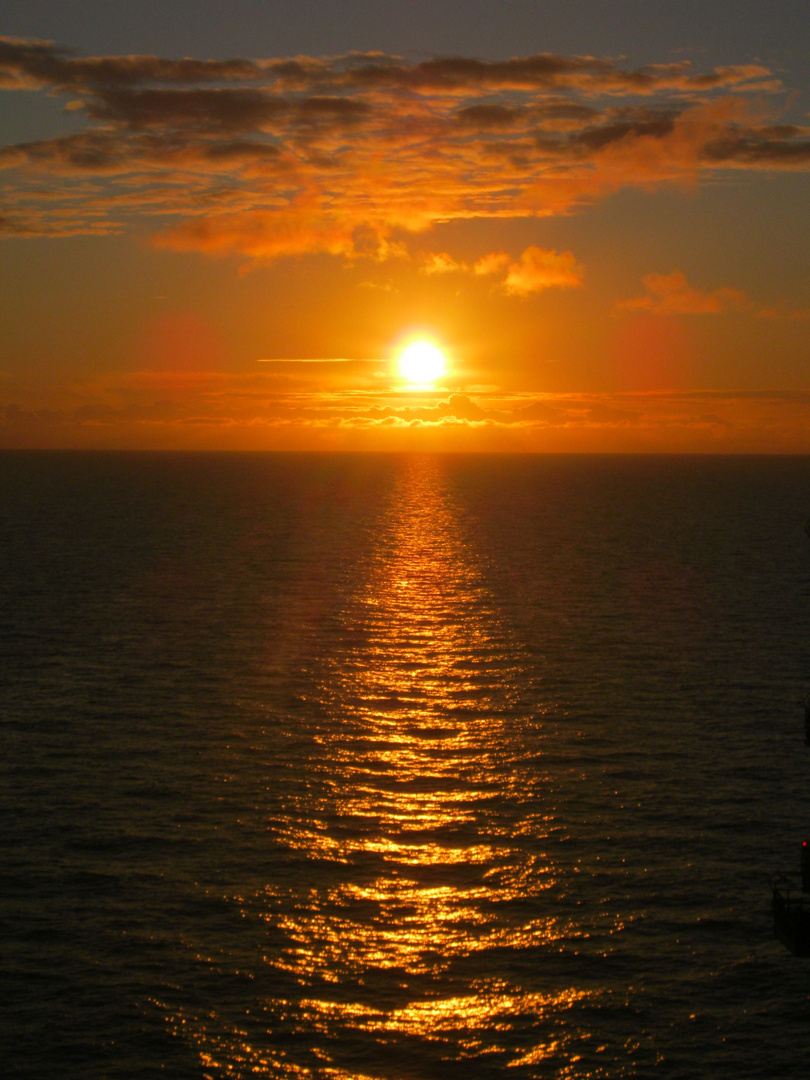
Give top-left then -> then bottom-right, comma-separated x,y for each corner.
2,451 -> 810,1079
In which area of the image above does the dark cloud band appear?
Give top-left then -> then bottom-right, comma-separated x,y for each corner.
1,37 -> 807,254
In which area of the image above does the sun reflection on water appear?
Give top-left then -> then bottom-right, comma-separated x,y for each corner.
162,455 -> 604,1076
264,458 -> 577,1058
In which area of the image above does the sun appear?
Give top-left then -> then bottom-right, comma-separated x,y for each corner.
397,339 -> 447,387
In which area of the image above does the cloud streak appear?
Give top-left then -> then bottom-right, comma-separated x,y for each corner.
1,38 -> 808,259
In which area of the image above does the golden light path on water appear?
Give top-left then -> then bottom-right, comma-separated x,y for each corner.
162,457 -> 622,1077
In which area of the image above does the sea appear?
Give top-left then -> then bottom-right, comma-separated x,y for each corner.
3,450 -> 810,1079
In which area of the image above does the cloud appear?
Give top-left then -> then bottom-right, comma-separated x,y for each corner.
153,202 -> 360,262
502,247 -> 584,296
355,393 -> 491,425
419,251 -> 467,274
0,36 -> 263,90
474,251 -> 510,276
7,364 -> 810,452
81,87 -> 372,134
618,270 -> 810,321
0,38 -> 775,97
1,37 -> 808,258
618,270 -> 750,314
414,244 -> 584,295
756,303 -> 810,321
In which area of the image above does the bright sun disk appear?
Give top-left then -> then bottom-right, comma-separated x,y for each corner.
397,340 -> 446,386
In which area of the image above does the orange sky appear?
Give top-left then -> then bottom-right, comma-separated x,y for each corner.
2,2 -> 810,451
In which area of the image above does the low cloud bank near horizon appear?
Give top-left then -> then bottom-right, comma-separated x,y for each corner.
1,37 -> 809,263
4,364 -> 810,452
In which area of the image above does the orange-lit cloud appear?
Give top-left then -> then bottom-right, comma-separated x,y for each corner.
474,251 -> 511,276
419,251 -> 467,275
757,303 -> 810,322
1,37 -> 808,258
618,270 -> 750,315
617,270 -> 810,321
417,245 -> 584,296
152,200 -> 361,262
502,246 -> 584,296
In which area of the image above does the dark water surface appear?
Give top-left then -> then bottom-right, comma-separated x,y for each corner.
3,451 -> 810,1078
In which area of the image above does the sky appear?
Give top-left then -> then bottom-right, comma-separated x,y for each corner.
2,0 -> 809,452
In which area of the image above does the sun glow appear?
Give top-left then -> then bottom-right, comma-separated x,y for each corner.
397,339 -> 447,387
